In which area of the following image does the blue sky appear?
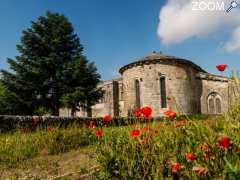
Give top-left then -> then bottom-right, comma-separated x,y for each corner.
0,0 -> 239,80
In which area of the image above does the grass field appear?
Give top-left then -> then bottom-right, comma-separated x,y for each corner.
0,114 -> 239,179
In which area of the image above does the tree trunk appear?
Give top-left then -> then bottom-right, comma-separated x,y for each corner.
87,106 -> 92,117
71,107 -> 76,117
52,103 -> 59,116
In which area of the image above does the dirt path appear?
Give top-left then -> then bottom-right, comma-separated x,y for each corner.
0,146 -> 98,179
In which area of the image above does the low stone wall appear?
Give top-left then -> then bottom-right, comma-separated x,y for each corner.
0,115 -> 162,132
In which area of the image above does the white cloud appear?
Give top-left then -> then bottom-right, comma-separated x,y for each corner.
224,26 -> 240,52
157,0 -> 240,52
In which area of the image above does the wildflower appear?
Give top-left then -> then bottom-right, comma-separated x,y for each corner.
134,109 -> 142,118
164,110 -> 177,118
216,64 -> 228,71
192,166 -> 208,176
218,136 -> 232,149
95,130 -> 104,138
87,121 -> 96,129
48,127 -> 55,132
171,163 -> 184,173
140,126 -> 151,132
131,130 -> 140,138
186,153 -> 197,160
131,124 -> 137,129
175,122 -> 183,128
139,139 -> 145,145
103,115 -> 112,122
202,143 -> 209,151
141,106 -> 152,118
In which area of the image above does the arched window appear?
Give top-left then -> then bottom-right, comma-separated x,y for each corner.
135,79 -> 141,109
160,77 -> 167,108
207,92 -> 222,114
208,98 -> 214,114
215,98 -> 221,114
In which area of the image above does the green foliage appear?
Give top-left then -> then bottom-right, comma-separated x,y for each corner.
61,58 -> 103,116
0,126 -> 94,168
96,119 -> 240,179
0,11 -> 102,115
228,100 -> 240,122
34,106 -> 51,116
0,83 -> 21,115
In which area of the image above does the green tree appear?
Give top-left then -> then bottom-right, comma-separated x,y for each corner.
61,57 -> 103,116
0,83 -> 21,114
1,12 -> 102,116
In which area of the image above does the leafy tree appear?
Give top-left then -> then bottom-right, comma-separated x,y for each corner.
0,83 -> 21,115
1,12 -> 102,116
61,57 -> 103,116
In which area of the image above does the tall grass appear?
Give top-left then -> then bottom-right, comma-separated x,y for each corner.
0,125 -> 95,168
95,119 -> 240,179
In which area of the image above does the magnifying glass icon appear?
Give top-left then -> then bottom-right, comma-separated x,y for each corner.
226,1 -> 238,13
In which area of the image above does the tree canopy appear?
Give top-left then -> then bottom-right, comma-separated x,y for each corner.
0,11 -> 102,116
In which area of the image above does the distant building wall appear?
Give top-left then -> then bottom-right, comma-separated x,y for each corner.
198,73 -> 230,114
92,78 -> 123,117
121,62 -> 202,116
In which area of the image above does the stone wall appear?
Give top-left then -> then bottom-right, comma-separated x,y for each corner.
197,73 -> 230,114
92,78 -> 123,117
121,61 -> 201,116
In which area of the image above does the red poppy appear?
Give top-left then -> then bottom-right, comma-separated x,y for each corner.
48,127 -> 55,132
103,115 -> 112,122
140,126 -> 151,132
164,110 -> 177,118
134,109 -> 142,118
186,153 -> 197,160
131,130 -> 140,138
87,121 -> 96,129
171,163 -> 184,173
175,122 -> 183,128
216,64 -> 228,71
202,143 -> 209,151
95,130 -> 104,138
141,106 -> 152,118
139,139 -> 145,145
218,136 -> 232,149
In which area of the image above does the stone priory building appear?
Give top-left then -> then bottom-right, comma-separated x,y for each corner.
91,52 -> 232,117
60,52 -> 233,117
